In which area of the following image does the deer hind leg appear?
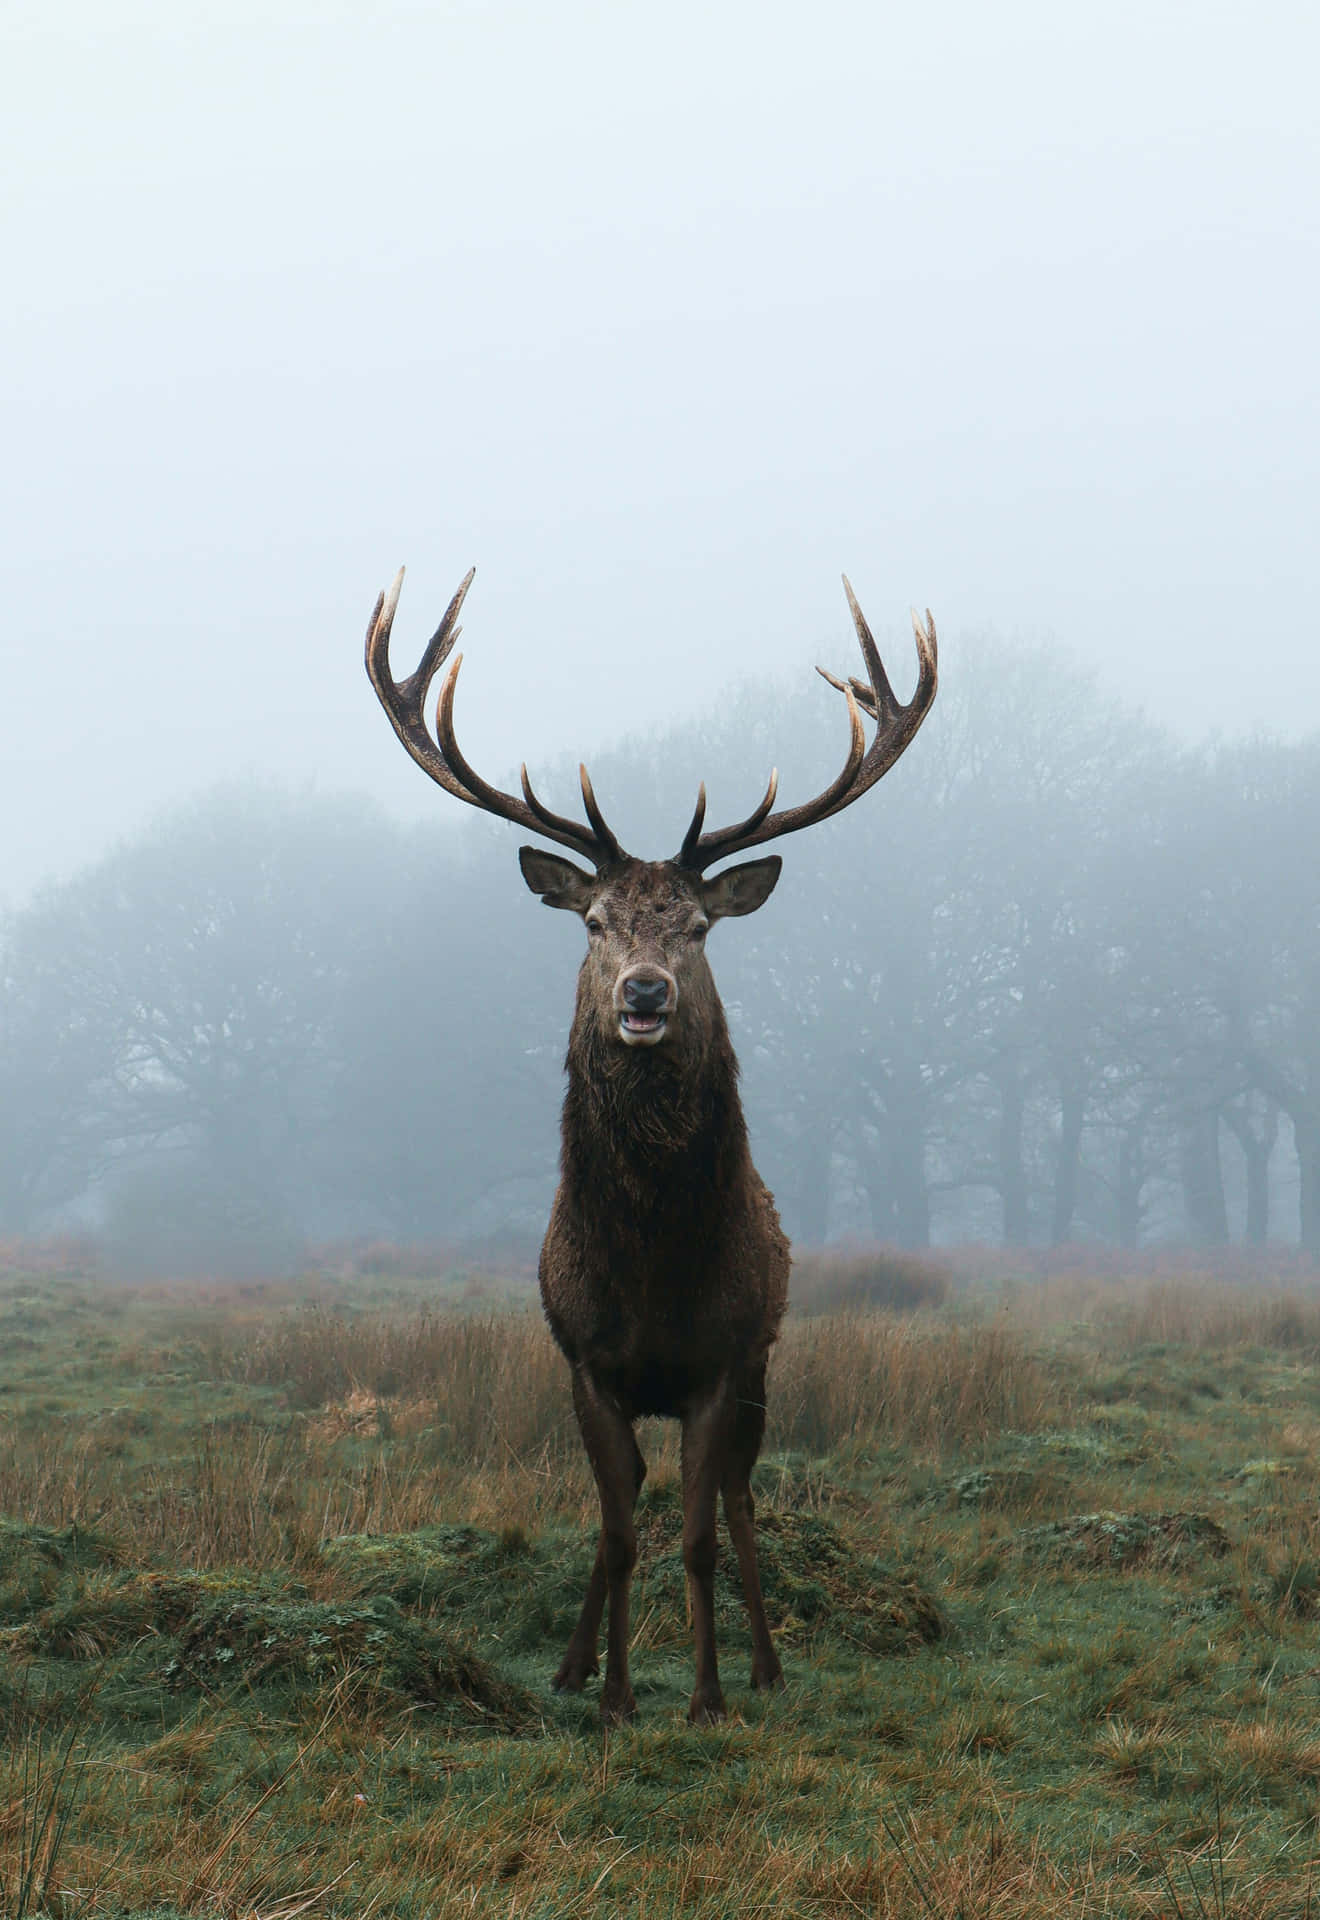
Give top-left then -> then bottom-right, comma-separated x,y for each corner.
721,1365 -> 784,1694
680,1382 -> 738,1725
556,1368 -> 645,1724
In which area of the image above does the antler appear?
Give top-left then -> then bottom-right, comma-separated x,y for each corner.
365,567 -> 624,867
675,577 -> 938,871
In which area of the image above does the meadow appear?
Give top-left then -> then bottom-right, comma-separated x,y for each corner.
3,1243 -> 1320,1917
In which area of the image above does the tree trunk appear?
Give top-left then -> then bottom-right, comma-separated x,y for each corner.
856,1131 -> 896,1240
996,1070 -> 1030,1246
1117,1124 -> 1144,1249
1295,1112 -> 1320,1255
890,1120 -> 932,1249
1051,1075 -> 1086,1245
1222,1100 -> 1277,1247
1179,1110 -> 1228,1245
795,1126 -> 831,1247
887,1060 -> 932,1249
1244,1138 -> 1270,1247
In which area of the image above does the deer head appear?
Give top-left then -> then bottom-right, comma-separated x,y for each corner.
365,567 -> 937,1052
515,848 -> 782,1050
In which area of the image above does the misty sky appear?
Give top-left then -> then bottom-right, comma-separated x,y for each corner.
3,1 -> 1317,904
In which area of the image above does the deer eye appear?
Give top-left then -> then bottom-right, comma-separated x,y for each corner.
689,923 -> 709,943
585,917 -> 604,937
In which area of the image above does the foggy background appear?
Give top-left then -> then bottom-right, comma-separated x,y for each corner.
3,0 -> 1318,900
2,3 -> 1318,1262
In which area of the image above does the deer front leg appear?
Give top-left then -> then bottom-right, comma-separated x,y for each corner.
681,1381 -> 737,1725
562,1368 -> 643,1725
554,1419 -> 646,1698
722,1363 -> 783,1694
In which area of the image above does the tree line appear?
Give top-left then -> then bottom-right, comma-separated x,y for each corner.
3,633 -> 1318,1262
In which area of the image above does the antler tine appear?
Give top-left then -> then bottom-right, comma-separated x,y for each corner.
364,566 -> 473,800
818,667 -> 881,722
842,574 -> 899,720
673,578 -> 937,870
365,568 -> 625,866
679,782 -> 708,861
432,658 -> 614,863
911,607 -> 938,680
676,766 -> 782,870
516,761 -> 589,841
579,764 -> 622,863
514,759 -> 621,865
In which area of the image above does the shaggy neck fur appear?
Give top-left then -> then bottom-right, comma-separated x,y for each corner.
561,976 -> 749,1220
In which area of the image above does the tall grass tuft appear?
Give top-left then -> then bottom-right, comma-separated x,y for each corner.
218,1305 -> 577,1459
0,1681 -> 98,1920
790,1244 -> 953,1315
769,1314 -> 1063,1455
218,1303 -> 1060,1459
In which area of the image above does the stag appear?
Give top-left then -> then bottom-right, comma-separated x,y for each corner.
365,567 -> 937,1724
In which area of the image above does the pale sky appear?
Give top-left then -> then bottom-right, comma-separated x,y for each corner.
3,0 -> 1317,901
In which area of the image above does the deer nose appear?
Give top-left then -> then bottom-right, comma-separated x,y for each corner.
622,974 -> 670,1014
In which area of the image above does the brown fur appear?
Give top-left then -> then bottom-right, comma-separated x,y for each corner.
524,852 -> 790,1723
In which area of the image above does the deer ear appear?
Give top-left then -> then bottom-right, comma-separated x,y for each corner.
701,855 -> 782,922
518,846 -> 597,913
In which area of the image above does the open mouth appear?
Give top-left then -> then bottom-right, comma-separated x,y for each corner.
619,1010 -> 669,1045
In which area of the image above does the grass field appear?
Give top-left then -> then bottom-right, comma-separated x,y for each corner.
3,1244 -> 1320,1916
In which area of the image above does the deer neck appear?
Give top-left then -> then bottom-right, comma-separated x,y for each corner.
561,993 -> 747,1201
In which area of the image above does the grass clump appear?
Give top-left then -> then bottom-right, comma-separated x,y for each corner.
323,1522 -> 590,1656
626,1479 -> 943,1658
0,1519 -> 122,1579
168,1593 -> 536,1729
1016,1508 -> 1231,1569
790,1244 -> 953,1314
770,1314 -> 1066,1454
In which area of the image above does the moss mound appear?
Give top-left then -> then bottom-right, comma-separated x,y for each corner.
630,1482 -> 943,1656
330,1504 -> 942,1664
950,1466 -> 1065,1510
1015,1509 -> 1230,1569
167,1593 -> 535,1728
323,1524 -> 590,1655
0,1514 -> 537,1731
0,1518 -> 122,1578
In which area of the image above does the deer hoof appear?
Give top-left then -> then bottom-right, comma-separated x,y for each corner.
601,1687 -> 637,1726
751,1660 -> 785,1692
552,1656 -> 599,1694
688,1687 -> 727,1725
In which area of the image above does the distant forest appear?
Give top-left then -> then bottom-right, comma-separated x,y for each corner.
4,635 -> 1318,1264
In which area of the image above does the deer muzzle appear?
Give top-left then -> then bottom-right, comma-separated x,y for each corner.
615,969 -> 677,1047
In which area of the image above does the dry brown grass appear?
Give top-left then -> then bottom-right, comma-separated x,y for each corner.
790,1245 -> 953,1315
219,1305 -> 577,1451
771,1314 -> 1064,1455
219,1303 -> 1063,1459
951,1242 -> 1320,1289
0,1304 -> 1065,1580
992,1267 -> 1320,1355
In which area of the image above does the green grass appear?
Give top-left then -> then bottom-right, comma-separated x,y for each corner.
2,1254 -> 1320,1915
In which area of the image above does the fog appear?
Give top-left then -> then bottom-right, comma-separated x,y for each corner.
4,640 -> 1319,1264
3,5 -> 1318,1265
3,1 -> 1318,905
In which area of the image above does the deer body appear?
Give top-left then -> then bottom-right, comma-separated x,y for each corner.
523,853 -> 790,1720
543,1029 -> 789,1419
365,566 -> 936,1723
